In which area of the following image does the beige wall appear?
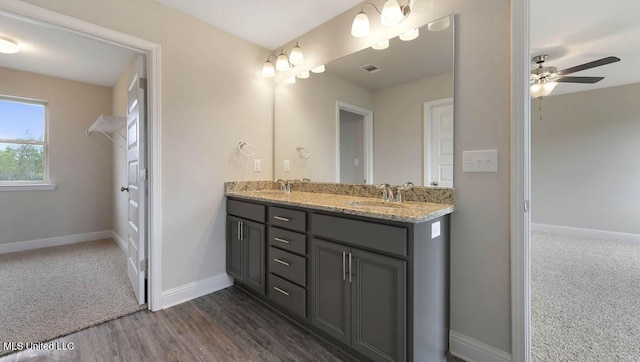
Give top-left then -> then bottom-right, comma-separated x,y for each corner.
112,57 -> 138,243
22,0 -> 274,291
532,83 -> 640,234
0,67 -> 113,243
274,72 -> 373,181
373,72 -> 454,185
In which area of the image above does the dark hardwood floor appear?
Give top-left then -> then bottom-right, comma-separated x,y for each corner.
1,286 -> 465,361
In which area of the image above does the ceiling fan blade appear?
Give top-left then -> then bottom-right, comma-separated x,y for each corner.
555,76 -> 604,84
557,56 -> 620,75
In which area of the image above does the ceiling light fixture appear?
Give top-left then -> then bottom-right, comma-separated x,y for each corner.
262,42 -> 305,77
530,79 -> 557,98
399,28 -> 419,41
372,40 -> 390,50
0,36 -> 20,54
311,65 -> 325,74
351,0 -> 412,38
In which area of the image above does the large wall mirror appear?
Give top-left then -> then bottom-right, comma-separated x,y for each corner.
274,15 -> 454,187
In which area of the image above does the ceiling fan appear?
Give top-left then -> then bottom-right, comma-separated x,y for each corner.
530,54 -> 621,97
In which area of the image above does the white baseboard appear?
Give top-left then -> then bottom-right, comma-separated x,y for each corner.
110,231 -> 127,254
161,273 -> 233,309
449,331 -> 511,362
0,230 -> 114,254
531,223 -> 640,244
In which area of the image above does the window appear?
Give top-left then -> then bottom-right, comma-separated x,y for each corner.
0,96 -> 48,184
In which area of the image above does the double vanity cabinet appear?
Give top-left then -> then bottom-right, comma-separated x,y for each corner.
226,192 -> 452,362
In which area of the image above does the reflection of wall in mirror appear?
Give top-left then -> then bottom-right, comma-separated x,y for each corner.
339,110 -> 365,183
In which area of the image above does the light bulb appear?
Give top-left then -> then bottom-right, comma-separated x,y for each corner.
289,43 -> 304,66
297,71 -> 310,79
399,28 -> 419,41
351,12 -> 370,38
284,76 -> 296,84
276,51 -> 289,72
0,36 -> 20,54
262,60 -> 275,77
311,65 -> 325,73
372,40 -> 389,50
381,0 -> 403,26
428,17 -> 451,32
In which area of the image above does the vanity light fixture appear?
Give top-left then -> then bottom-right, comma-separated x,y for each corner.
0,35 -> 20,54
351,0 -> 412,38
262,42 -> 305,77
371,40 -> 390,50
311,65 -> 325,73
297,71 -> 310,79
399,28 -> 419,41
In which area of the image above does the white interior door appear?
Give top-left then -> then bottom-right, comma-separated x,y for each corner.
126,56 -> 147,305
424,98 -> 454,187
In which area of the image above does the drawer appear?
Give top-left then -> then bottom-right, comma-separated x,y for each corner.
227,199 -> 266,223
268,226 -> 306,255
269,247 -> 306,287
268,274 -> 306,318
269,206 -> 306,232
311,213 -> 407,257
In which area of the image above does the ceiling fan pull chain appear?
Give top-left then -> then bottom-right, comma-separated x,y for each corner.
539,97 -> 543,122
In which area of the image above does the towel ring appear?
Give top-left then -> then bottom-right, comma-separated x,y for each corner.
238,141 -> 255,157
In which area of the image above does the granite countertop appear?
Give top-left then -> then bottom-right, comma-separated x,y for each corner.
225,189 -> 455,224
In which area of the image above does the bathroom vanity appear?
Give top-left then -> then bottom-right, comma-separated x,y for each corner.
225,182 -> 455,362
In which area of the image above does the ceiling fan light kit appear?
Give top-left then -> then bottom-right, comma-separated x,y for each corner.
529,54 -> 620,98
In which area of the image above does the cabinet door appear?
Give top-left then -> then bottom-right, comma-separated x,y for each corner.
310,238 -> 351,345
351,249 -> 406,362
243,220 -> 266,295
226,216 -> 244,281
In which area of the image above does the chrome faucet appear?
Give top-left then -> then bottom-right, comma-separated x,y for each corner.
274,179 -> 288,193
396,181 -> 414,203
300,178 -> 311,182
379,183 -> 395,202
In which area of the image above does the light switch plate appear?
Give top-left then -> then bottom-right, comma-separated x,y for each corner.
253,159 -> 261,172
284,160 -> 290,172
462,149 -> 498,172
431,221 -> 441,239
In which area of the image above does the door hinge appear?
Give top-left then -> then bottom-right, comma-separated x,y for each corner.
139,77 -> 147,90
140,259 -> 148,272
140,169 -> 148,181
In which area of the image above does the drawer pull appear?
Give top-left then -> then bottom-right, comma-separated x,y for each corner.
273,286 -> 289,296
273,237 -> 290,244
273,216 -> 290,222
273,258 -> 290,266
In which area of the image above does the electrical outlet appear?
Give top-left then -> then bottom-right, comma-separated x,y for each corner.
354,158 -> 360,166
284,160 -> 290,172
431,221 -> 441,239
462,149 -> 498,172
253,159 -> 261,172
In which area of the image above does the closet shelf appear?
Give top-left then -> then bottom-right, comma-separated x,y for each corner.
87,115 -> 126,146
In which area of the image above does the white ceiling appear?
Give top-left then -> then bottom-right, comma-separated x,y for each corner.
0,11 -> 139,87
153,0 -> 363,51
1,0 -> 639,94
531,0 -> 640,96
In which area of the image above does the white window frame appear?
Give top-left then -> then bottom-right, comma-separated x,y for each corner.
0,95 -> 54,190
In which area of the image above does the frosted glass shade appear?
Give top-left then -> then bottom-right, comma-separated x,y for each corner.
381,0 -> 403,26
311,65 -> 325,73
0,36 -> 19,54
289,43 -> 304,66
297,71 -> 310,79
351,12 -> 370,37
530,81 -> 557,98
276,52 -> 290,71
372,40 -> 389,50
262,60 -> 275,77
399,28 -> 419,41
428,17 -> 451,32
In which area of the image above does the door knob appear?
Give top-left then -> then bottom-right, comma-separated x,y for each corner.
431,181 -> 439,186
120,186 -> 129,192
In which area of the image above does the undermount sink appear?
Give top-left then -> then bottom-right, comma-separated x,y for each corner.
345,200 -> 407,209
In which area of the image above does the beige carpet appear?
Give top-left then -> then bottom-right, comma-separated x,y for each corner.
531,231 -> 640,361
0,239 -> 145,356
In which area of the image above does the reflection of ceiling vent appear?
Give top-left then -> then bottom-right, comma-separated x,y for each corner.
359,63 -> 381,73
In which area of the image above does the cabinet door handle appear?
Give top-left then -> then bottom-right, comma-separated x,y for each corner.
273,216 -> 290,222
342,251 -> 346,281
273,286 -> 289,296
237,221 -> 241,240
348,252 -> 352,283
273,258 -> 290,266
273,237 -> 290,244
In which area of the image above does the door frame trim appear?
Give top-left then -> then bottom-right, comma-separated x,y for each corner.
0,0 -> 164,311
335,101 -> 373,184
511,0 -> 531,360
423,97 -> 454,187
